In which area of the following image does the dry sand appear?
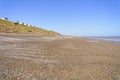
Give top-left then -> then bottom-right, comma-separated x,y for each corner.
0,33 -> 120,80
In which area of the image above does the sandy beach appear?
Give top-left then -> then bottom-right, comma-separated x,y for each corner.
0,33 -> 120,80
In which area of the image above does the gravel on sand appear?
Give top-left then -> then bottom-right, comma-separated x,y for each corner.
0,33 -> 120,80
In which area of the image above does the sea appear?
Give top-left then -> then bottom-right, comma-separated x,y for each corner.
94,37 -> 120,42
87,37 -> 120,45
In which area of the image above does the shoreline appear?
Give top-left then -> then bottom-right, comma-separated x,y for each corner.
0,33 -> 120,80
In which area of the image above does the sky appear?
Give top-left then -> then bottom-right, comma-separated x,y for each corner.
0,0 -> 120,36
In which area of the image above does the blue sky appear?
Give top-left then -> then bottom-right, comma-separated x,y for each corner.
0,0 -> 120,36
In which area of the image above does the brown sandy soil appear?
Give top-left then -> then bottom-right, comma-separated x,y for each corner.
0,33 -> 120,80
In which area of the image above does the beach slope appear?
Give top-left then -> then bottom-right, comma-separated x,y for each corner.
0,33 -> 120,80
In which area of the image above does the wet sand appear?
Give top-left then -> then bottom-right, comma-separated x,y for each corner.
0,33 -> 120,80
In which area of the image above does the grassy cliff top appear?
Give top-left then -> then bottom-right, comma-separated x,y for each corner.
0,19 -> 60,36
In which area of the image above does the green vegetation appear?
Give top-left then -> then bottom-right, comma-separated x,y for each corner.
0,18 -> 60,36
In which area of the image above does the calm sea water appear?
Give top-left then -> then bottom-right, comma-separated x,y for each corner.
87,37 -> 120,46
94,37 -> 120,42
